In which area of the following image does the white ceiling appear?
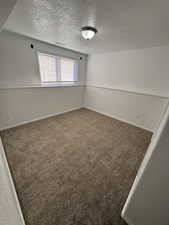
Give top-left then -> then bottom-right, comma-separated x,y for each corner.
4,0 -> 169,54
0,0 -> 17,31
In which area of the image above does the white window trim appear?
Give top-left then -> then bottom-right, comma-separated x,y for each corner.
0,82 -> 82,89
37,51 -> 79,85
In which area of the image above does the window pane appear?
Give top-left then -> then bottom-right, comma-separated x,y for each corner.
38,53 -> 77,83
38,53 -> 57,82
60,57 -> 77,81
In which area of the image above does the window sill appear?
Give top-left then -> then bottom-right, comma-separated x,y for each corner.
40,82 -> 81,88
0,82 -> 82,89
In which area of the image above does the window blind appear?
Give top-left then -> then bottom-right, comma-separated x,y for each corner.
38,53 -> 77,83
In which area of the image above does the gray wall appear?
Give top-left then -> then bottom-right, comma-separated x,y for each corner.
0,0 -> 17,31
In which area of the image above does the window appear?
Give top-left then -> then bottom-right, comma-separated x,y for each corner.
38,52 -> 78,83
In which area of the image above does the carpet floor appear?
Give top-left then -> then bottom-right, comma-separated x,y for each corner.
0,108 -> 152,225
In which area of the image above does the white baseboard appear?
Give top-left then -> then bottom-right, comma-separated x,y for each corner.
1,105 -> 153,132
0,106 -> 82,131
85,106 -> 153,132
121,213 -> 135,225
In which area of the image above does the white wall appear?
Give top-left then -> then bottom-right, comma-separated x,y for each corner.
85,46 -> 169,131
0,137 -> 25,225
0,30 -> 86,225
0,86 -> 84,130
0,30 -> 86,88
85,46 -> 169,224
85,86 -> 168,131
86,47 -> 169,96
1,30 -> 169,225
122,102 -> 169,225
0,30 -> 86,130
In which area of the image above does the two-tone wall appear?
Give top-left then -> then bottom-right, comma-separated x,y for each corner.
84,47 -> 169,132
1,31 -> 169,132
0,30 -> 87,225
0,30 -> 87,130
84,46 -> 169,225
1,30 -> 169,225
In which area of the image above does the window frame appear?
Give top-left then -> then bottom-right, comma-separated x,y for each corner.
37,51 -> 79,84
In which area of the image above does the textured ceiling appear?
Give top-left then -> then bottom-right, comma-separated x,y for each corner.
4,0 -> 169,54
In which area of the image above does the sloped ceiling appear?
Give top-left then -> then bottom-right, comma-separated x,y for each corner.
3,0 -> 169,54
0,0 -> 17,31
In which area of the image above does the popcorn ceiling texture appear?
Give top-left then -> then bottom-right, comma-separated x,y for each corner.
5,0 -> 169,53
1,108 -> 152,225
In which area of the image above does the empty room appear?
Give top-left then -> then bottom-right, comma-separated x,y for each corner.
1,1 -> 169,225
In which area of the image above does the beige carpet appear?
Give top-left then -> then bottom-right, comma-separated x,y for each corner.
0,108 -> 152,225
